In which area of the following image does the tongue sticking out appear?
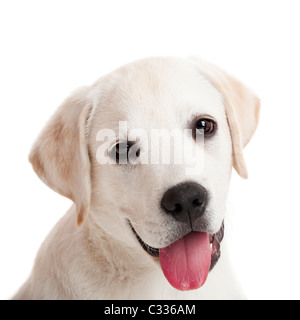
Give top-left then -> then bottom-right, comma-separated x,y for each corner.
159,232 -> 211,291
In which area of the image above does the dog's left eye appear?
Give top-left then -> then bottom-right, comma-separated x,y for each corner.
195,118 -> 216,135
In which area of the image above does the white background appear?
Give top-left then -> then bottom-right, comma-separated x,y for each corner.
1,0 -> 300,300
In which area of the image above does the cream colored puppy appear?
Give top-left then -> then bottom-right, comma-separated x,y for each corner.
13,57 -> 259,300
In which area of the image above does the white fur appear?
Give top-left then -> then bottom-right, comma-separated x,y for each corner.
13,57 -> 259,300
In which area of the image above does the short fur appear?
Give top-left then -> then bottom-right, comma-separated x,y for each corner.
13,57 -> 260,300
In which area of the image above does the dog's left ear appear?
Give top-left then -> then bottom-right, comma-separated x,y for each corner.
190,58 -> 260,179
29,87 -> 92,226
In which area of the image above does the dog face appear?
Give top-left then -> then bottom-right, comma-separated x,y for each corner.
88,58 -> 232,245
29,57 -> 260,290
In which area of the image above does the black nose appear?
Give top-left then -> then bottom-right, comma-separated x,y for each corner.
161,182 -> 208,225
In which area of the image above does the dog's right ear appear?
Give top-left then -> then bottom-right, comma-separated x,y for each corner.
29,87 -> 92,226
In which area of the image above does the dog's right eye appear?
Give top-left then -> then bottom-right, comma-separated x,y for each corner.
109,142 -> 130,164
109,141 -> 140,164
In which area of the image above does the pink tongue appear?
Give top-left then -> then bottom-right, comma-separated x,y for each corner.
159,232 -> 211,291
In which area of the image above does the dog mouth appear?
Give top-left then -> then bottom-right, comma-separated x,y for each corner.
129,220 -> 224,291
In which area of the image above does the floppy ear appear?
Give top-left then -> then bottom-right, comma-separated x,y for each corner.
29,87 -> 92,226
190,58 -> 260,179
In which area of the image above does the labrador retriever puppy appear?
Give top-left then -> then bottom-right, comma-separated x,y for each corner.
13,57 -> 260,300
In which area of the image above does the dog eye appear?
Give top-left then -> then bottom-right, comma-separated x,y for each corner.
195,118 -> 216,135
109,141 -> 140,164
110,142 -> 130,164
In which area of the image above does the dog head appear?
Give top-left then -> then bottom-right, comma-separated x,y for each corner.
29,57 -> 260,290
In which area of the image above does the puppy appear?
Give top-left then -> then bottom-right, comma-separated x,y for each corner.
13,57 -> 260,300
